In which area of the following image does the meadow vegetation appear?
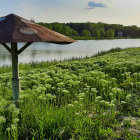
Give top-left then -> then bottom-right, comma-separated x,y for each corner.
0,47 -> 140,140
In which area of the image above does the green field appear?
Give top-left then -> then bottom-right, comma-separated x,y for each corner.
0,48 -> 140,140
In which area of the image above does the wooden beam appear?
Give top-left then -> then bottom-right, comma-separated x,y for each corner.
18,42 -> 33,55
11,42 -> 19,107
1,43 -> 11,53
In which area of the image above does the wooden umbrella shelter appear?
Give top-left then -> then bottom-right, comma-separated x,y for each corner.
0,13 -> 75,105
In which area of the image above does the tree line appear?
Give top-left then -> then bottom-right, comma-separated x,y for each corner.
38,22 -> 140,39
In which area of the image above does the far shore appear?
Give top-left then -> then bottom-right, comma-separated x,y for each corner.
71,36 -> 140,40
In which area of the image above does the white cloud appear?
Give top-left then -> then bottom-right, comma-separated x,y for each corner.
0,0 -> 140,25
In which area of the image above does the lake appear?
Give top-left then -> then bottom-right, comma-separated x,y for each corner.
0,39 -> 140,66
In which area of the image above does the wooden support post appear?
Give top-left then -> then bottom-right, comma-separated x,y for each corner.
1,42 -> 32,106
11,42 -> 19,105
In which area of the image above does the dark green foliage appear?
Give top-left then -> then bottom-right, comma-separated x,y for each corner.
105,29 -> 115,38
38,22 -> 78,36
81,29 -> 90,37
38,22 -> 140,39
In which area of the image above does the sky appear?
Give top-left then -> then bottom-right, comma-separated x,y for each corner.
0,0 -> 140,26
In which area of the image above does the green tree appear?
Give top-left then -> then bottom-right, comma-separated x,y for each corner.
89,24 -> 99,37
38,22 -> 140,38
105,29 -> 115,38
100,28 -> 105,37
71,29 -> 78,36
81,29 -> 90,37
123,25 -> 139,37
95,30 -> 101,38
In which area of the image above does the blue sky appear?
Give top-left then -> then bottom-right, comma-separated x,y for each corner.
0,0 -> 140,26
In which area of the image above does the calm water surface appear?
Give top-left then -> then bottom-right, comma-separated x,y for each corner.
0,39 -> 140,66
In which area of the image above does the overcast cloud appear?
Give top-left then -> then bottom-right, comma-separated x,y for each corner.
0,0 -> 140,26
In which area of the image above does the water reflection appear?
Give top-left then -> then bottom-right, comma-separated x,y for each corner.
0,39 -> 140,67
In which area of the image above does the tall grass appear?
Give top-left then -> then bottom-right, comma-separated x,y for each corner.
0,47 -> 140,139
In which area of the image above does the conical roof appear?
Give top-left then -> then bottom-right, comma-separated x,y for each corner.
0,14 -> 75,44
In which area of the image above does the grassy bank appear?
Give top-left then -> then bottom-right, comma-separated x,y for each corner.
0,47 -> 140,139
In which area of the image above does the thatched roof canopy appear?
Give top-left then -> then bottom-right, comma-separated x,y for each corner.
0,14 -> 75,44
